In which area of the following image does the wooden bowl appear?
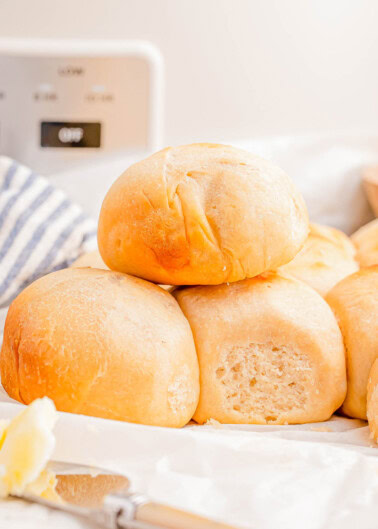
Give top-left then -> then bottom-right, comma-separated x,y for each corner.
362,166 -> 378,217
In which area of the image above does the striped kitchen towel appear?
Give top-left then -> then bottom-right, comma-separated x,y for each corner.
0,156 -> 97,308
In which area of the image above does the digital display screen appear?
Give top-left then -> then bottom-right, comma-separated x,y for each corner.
40,121 -> 101,148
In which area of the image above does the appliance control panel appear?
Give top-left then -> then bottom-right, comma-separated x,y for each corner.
0,39 -> 163,173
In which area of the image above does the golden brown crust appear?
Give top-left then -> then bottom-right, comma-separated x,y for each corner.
351,219 -> 378,268
367,359 -> 378,443
326,266 -> 378,420
279,223 -> 358,296
0,268 -> 199,427
98,143 -> 309,285
175,271 -> 346,425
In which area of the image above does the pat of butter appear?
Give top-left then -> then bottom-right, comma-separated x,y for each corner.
0,398 -> 58,499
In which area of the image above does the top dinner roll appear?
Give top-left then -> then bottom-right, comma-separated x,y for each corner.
98,143 -> 309,285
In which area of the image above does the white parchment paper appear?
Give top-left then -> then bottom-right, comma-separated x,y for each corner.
0,393 -> 376,529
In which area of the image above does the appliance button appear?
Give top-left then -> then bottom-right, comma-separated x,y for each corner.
40,121 -> 101,148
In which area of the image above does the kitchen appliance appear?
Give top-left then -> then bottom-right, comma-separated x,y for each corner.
0,39 -> 163,174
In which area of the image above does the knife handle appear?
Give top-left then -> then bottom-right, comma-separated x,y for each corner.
115,493 -> 239,529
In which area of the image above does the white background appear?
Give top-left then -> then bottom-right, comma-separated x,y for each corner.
0,0 -> 378,144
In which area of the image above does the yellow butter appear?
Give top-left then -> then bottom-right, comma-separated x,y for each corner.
0,398 -> 58,498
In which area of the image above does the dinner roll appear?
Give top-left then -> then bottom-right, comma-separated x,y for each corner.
71,250 -> 108,269
367,359 -> 378,443
175,272 -> 346,425
279,223 -> 358,296
98,143 -> 309,285
326,266 -> 378,419
351,219 -> 378,267
0,268 -> 199,427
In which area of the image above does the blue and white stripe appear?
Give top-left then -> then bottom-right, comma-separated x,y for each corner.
0,157 -> 97,308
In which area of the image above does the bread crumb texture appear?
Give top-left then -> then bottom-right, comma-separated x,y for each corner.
216,342 -> 314,424
204,418 -> 222,427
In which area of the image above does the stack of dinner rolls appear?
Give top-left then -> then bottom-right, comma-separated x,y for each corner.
0,143 -> 377,437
